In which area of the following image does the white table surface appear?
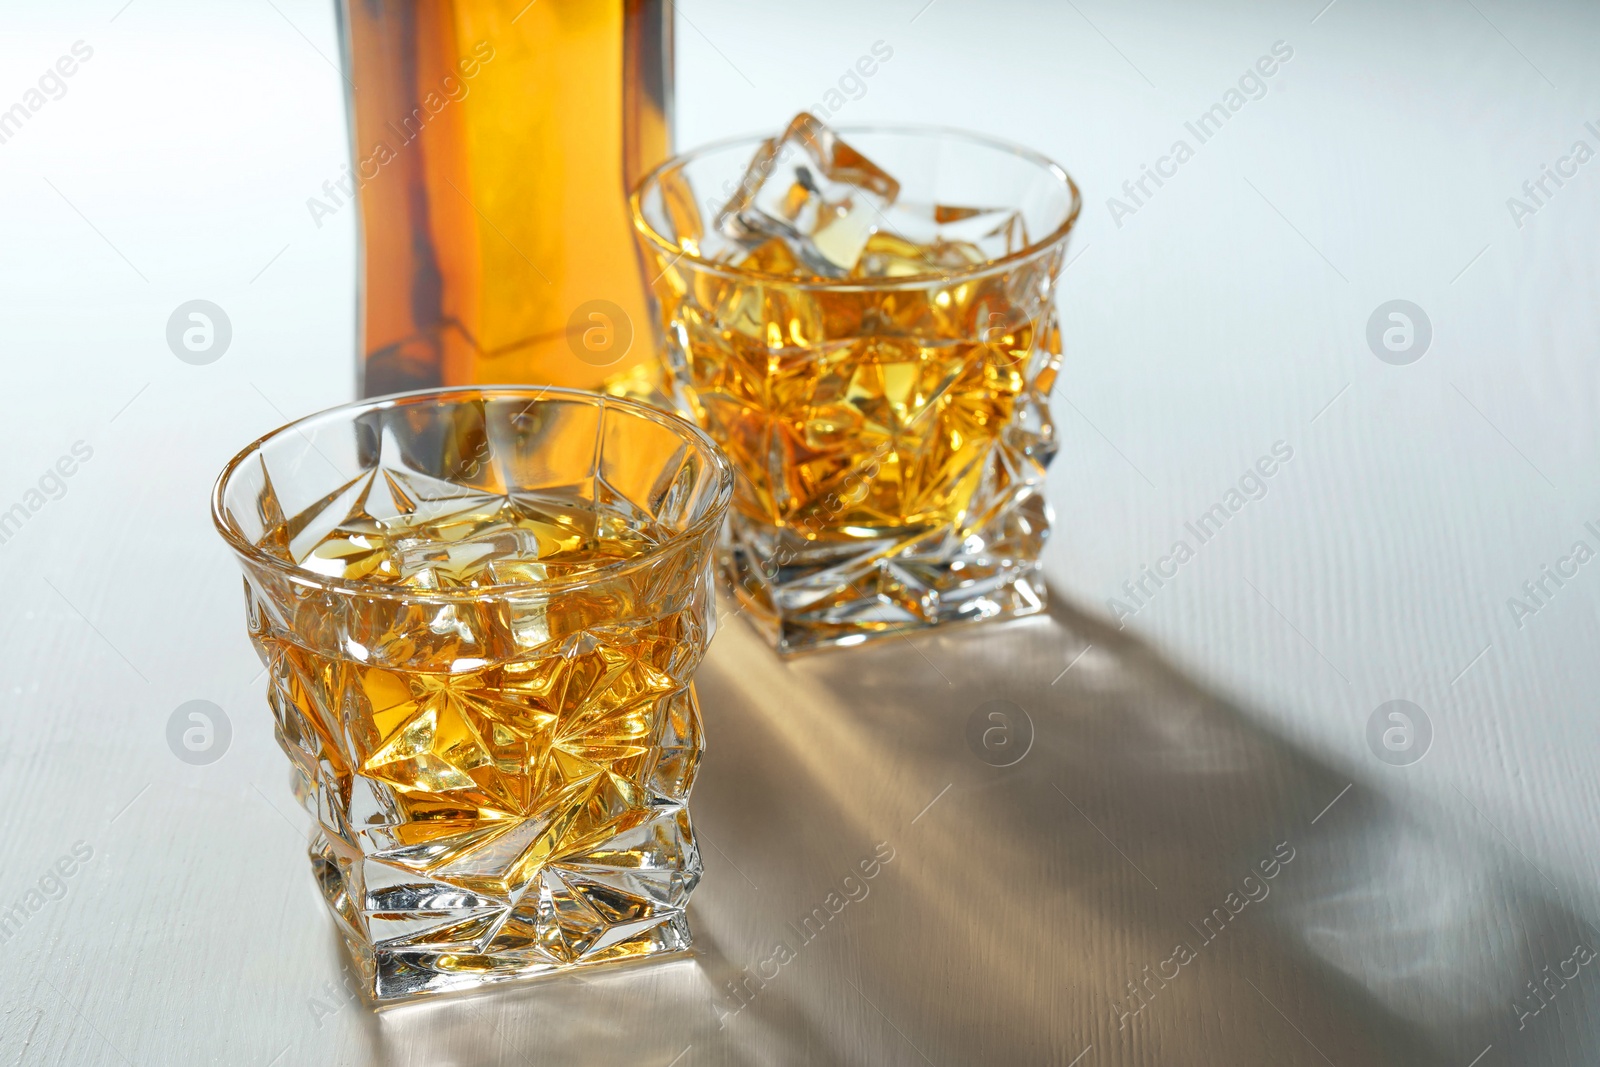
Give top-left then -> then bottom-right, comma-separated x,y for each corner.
2,1 -> 1598,1064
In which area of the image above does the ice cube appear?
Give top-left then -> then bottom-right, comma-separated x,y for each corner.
392,521 -> 570,588
715,113 -> 901,277
394,534 -> 505,588
876,202 -> 1028,256
848,201 -> 1031,278
299,528 -> 399,581
732,236 -> 804,275
852,232 -> 984,278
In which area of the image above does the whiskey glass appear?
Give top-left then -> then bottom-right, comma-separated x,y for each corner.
212,387 -> 733,1002
631,127 -> 1081,654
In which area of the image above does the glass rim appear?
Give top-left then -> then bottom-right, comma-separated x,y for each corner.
629,122 -> 1083,291
211,385 -> 736,602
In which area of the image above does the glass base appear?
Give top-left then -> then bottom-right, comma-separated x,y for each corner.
308,814 -> 698,1004
721,492 -> 1052,656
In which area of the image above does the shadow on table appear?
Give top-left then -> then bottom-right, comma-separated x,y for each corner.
677,586 -> 1600,1067
350,586 -> 1597,1067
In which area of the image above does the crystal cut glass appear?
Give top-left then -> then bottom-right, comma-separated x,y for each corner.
632,125 -> 1081,654
212,388 -> 733,1002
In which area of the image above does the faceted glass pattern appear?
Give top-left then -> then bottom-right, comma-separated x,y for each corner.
212,388 -> 733,1002
632,127 -> 1081,653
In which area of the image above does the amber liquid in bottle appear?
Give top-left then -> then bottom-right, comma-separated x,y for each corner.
339,0 -> 671,397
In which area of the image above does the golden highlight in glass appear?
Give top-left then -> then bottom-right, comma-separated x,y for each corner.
633,118 -> 1081,653
213,388 -> 732,1002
